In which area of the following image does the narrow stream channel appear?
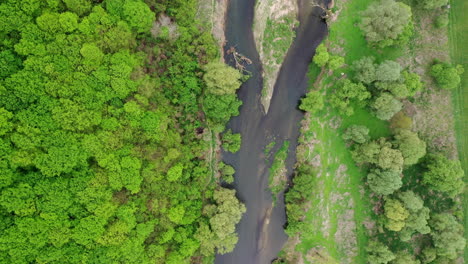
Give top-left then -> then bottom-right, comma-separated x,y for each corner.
216,0 -> 328,263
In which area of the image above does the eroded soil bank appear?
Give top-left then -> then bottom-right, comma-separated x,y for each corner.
215,0 -> 328,263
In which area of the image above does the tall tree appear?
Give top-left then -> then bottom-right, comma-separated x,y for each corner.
393,129 -> 426,166
371,93 -> 403,120
367,169 -> 402,195
423,154 -> 465,197
360,0 -> 413,47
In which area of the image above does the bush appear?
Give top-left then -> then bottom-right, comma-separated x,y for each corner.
299,91 -> 324,113
430,62 -> 464,90
342,125 -> 370,144
434,12 -> 449,28
221,129 -> 241,153
313,44 -> 329,67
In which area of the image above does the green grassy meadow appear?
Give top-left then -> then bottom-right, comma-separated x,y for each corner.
295,106 -> 388,263
448,0 -> 468,259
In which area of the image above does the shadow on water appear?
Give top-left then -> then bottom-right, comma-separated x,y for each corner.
216,0 -> 328,263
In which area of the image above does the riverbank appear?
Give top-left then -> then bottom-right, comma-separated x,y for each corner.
280,0 -> 465,262
197,0 -> 229,58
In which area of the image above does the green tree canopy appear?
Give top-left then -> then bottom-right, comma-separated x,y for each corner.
402,71 -> 423,96
299,91 -> 324,113
393,129 -> 426,166
313,44 -> 329,67
371,93 -> 403,120
360,0 -> 413,47
367,240 -> 395,264
352,56 -> 377,84
330,79 -> 371,116
423,154 -> 465,196
222,129 -> 241,153
219,162 -> 235,184
430,213 -> 466,260
417,0 -> 449,9
200,188 -> 246,255
392,251 -> 420,264
122,0 -> 155,33
342,125 -> 370,144
367,169 -> 402,195
328,55 -> 345,70
430,62 -> 464,90
203,62 -> 242,95
384,198 -> 409,231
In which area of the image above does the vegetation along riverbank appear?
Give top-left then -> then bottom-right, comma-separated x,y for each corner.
277,0 -> 466,262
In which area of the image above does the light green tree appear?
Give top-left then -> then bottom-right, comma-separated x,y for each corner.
203,62 -> 242,95
384,198 -> 409,231
377,146 -> 404,172
299,91 -> 324,113
352,56 -> 377,84
312,44 -> 329,67
375,61 -> 402,82
122,0 -> 155,33
423,154 -> 465,196
328,55 -> 345,70
430,62 -> 464,90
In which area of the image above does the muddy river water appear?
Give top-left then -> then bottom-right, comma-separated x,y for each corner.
215,0 -> 328,263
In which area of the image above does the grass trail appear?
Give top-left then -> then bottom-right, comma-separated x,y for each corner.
287,0 -> 401,260
448,0 -> 468,259
295,105 -> 388,263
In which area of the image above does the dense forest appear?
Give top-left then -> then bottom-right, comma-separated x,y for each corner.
0,0 -> 245,263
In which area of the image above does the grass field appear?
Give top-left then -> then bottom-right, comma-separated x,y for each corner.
448,0 -> 468,259
293,105 -> 389,263
283,0 -> 404,261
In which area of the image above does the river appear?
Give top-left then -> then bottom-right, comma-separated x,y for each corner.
215,0 -> 328,263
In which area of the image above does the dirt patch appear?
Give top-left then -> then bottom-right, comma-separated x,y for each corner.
281,235 -> 305,264
151,14 -> 179,40
306,247 -> 338,264
334,209 -> 358,263
408,87 -> 458,158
